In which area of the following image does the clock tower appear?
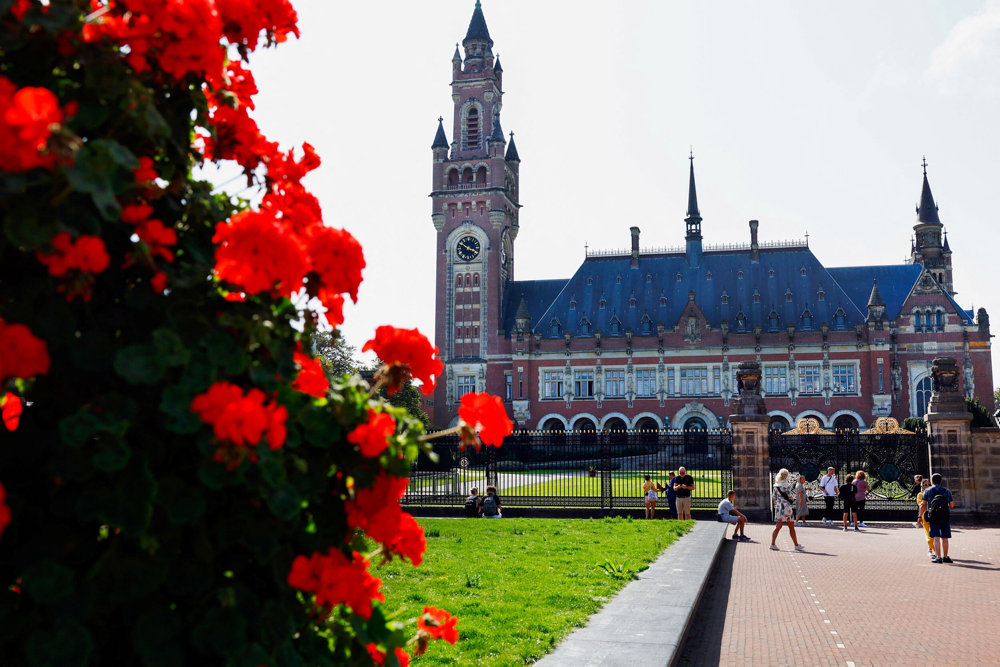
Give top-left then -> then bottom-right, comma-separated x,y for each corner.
429,1 -> 520,426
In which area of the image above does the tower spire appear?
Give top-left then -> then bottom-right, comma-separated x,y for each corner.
431,116 -> 448,150
684,151 -> 703,267
685,149 -> 701,221
917,156 -> 941,225
464,1 -> 493,48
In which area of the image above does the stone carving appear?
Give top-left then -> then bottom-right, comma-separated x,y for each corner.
931,357 -> 960,392
869,416 -> 912,434
732,361 -> 766,418
928,356 -> 967,415
784,417 -> 833,435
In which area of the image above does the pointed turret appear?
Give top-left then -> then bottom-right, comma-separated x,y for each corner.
488,115 -> 505,143
493,55 -> 502,72
505,131 -> 520,162
452,43 -> 462,63
867,278 -> 886,325
684,151 -> 702,267
867,279 -> 885,308
464,1 -> 493,46
431,117 -> 449,150
916,158 -> 941,225
514,294 -> 531,333
943,230 -> 951,252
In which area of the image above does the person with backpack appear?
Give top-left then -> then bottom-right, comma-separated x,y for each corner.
922,473 -> 955,563
464,487 -> 482,518
481,485 -> 502,519
839,474 -> 860,532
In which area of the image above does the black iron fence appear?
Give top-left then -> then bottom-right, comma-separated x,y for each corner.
404,429 -> 734,510
768,431 -> 930,518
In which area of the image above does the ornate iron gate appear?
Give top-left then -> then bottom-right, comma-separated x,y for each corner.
768,420 -> 930,519
404,429 -> 734,511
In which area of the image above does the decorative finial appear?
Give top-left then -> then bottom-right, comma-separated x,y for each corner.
438,116 -> 443,123
805,230 -> 810,246
922,155 -> 928,175
509,131 -> 514,139
689,146 -> 694,161
475,0 -> 481,7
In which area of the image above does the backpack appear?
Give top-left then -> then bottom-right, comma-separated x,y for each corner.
838,484 -> 855,501
464,496 -> 479,518
482,494 -> 499,517
926,490 -> 950,526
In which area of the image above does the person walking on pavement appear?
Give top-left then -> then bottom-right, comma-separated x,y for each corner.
853,470 -> 870,528
770,468 -> 804,551
673,466 -> 695,521
916,477 -> 935,559
819,467 -> 838,526
839,474 -> 860,532
794,474 -> 809,526
922,473 -> 955,563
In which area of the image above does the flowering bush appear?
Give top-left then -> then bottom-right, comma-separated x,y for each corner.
0,1 -> 509,664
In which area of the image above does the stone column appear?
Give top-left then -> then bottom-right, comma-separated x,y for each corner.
925,357 -> 974,518
729,361 -> 771,520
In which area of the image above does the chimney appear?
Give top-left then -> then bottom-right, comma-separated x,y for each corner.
630,226 -> 640,267
749,219 -> 760,263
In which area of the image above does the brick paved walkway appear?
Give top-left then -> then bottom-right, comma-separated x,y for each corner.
678,522 -> 1000,665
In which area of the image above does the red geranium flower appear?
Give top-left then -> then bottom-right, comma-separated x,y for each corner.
418,606 -> 459,645
362,326 -> 443,396
213,209 -> 309,295
133,156 -> 158,185
317,288 -> 345,328
0,320 -> 50,382
2,393 -> 22,432
347,409 -> 396,458
344,472 -> 425,566
367,644 -> 410,667
291,350 -> 328,397
287,549 -> 384,620
190,382 -> 287,468
0,77 -> 71,172
458,392 -> 512,448
307,225 -> 365,303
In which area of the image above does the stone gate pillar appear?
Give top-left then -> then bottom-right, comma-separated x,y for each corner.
925,357 -> 974,518
729,361 -> 771,520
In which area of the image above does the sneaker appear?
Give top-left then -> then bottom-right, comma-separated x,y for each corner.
854,526 -> 861,532
794,544 -> 805,551
942,556 -> 953,563
931,556 -> 941,563
858,522 -> 868,528
912,522 -> 921,528
732,533 -> 740,540
928,551 -> 936,559
769,544 -> 779,551
843,526 -> 849,532
738,535 -> 752,542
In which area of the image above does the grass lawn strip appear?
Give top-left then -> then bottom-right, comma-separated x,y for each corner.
374,517 -> 692,665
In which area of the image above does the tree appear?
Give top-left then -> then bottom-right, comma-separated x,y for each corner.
312,329 -> 361,377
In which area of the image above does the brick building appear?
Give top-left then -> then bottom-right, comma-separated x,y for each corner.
428,2 -> 993,432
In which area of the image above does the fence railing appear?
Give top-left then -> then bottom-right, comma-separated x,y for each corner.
404,430 -> 734,510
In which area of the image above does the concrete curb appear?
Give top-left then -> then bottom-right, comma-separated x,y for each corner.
536,521 -> 729,666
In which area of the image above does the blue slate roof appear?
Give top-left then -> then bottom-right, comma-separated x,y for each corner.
502,279 -> 568,333
826,264 -> 920,320
464,1 -> 493,45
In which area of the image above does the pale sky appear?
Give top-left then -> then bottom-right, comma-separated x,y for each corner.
240,0 -> 1000,391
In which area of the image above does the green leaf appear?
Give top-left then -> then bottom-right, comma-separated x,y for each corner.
155,476 -> 206,525
159,384 -> 203,434
268,486 -> 303,521
22,560 -> 75,605
115,344 -> 166,385
152,329 -> 191,367
92,439 -> 131,472
1,198 -> 59,248
63,139 -> 138,221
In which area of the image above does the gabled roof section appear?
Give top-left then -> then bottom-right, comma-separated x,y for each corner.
826,264 -> 920,320
464,1 -> 493,45
501,279 -> 568,334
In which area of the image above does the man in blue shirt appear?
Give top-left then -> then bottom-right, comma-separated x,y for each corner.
922,473 -> 955,564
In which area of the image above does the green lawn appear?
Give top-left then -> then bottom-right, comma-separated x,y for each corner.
502,473 -> 723,498
375,517 -> 692,665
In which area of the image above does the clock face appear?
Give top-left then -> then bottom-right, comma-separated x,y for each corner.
455,235 -> 481,262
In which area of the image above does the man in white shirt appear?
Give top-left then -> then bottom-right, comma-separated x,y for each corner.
819,467 -> 838,526
718,490 -> 749,541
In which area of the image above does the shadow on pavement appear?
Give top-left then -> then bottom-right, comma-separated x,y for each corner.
675,539 -> 736,665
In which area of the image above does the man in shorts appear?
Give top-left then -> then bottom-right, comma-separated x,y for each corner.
718,490 -> 749,541
922,473 -> 955,563
673,466 -> 695,520
819,466 -> 838,526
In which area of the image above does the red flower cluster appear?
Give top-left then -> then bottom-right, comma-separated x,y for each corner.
0,320 -> 50,382
190,382 -> 287,468
418,606 -> 459,645
367,644 -> 410,667
458,392 -> 513,448
0,483 -> 10,541
214,0 -> 299,49
2,393 -> 22,432
291,350 -> 328,398
287,549 -> 384,620
347,409 -> 396,458
121,203 -> 178,265
362,326 -> 443,396
0,76 -> 73,172
212,209 -> 309,295
34,232 -> 110,302
344,472 -> 426,566
133,156 -> 159,187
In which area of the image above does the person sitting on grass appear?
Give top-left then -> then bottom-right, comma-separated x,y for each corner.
718,490 -> 750,541
481,485 -> 502,519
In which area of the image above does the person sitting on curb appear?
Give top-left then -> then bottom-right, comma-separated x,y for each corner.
481,485 -> 503,519
718,490 -> 750,541
922,473 -> 955,564
464,487 -> 482,518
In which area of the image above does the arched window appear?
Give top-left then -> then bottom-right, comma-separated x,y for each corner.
913,312 -> 921,330
543,418 -> 565,432
465,272 -> 472,285
685,417 -> 707,431
833,414 -> 859,431
834,308 -> 846,329
472,273 -> 480,287
801,309 -> 813,329
769,416 -> 790,433
736,311 -> 747,330
466,108 -> 480,147
603,418 -> 627,432
768,310 -> 780,330
475,166 -> 487,185
456,274 -> 463,288
550,318 -> 562,337
579,318 -> 591,335
574,418 -> 596,432
609,317 -> 621,335
462,166 -> 473,184
635,417 -> 659,431
447,169 -> 459,186
935,311 -> 943,329
914,376 -> 933,418
640,314 -> 652,334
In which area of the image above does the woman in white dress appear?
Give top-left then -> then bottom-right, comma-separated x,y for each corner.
770,468 -> 805,551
